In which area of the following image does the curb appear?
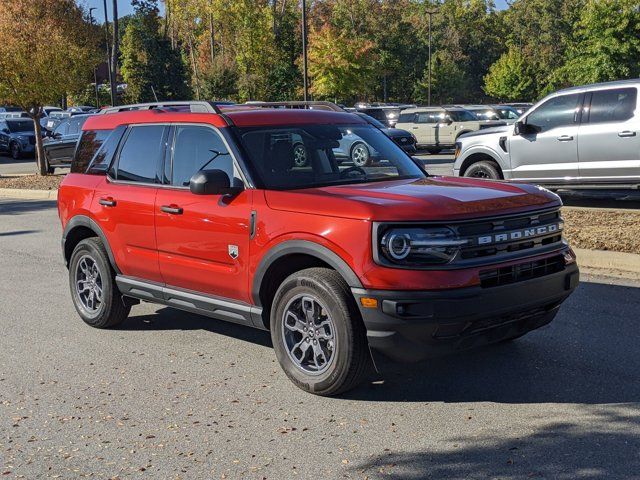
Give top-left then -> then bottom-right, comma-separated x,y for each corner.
0,188 -> 58,200
575,248 -> 640,274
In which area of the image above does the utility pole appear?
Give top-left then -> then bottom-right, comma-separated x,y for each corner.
89,8 -> 99,108
102,0 -> 114,106
110,0 -> 119,107
426,9 -> 438,106
301,0 -> 309,102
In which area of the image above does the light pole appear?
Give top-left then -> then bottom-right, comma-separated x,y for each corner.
89,7 -> 99,108
301,0 -> 309,102
102,0 -> 114,106
426,8 -> 438,106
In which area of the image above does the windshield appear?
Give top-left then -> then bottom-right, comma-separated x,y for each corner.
7,120 -> 34,133
358,113 -> 386,129
448,110 -> 477,122
237,124 -> 425,190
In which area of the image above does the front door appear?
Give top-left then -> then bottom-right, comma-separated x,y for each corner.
508,93 -> 583,182
413,111 -> 436,146
92,124 -> 169,283
155,124 -> 252,303
578,87 -> 640,182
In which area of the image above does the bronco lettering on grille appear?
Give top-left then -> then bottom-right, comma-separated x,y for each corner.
477,223 -> 561,246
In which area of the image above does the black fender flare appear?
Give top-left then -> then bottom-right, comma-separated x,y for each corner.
251,240 -> 363,306
62,215 -> 120,273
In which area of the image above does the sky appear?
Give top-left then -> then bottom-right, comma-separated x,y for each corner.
82,0 -> 508,22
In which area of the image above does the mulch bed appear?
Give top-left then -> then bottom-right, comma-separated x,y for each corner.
0,174 -> 63,190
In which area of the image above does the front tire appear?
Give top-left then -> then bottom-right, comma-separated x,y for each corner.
270,268 -> 371,396
293,143 -> 308,167
464,160 -> 501,180
69,237 -> 130,329
350,142 -> 371,167
10,142 -> 21,160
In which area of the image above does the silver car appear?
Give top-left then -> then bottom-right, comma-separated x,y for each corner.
453,79 -> 640,188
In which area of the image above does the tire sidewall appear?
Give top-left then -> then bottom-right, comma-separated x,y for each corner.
69,240 -> 115,327
465,161 -> 500,180
271,275 -> 356,395
10,142 -> 20,159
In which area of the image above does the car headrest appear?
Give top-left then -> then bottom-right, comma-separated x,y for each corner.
270,140 -> 295,173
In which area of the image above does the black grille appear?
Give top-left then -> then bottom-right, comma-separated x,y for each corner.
479,255 -> 565,288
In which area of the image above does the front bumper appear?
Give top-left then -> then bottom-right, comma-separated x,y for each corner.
352,263 -> 579,362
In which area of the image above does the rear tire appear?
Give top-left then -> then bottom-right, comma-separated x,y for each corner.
10,142 -> 21,160
464,160 -> 501,180
350,142 -> 371,167
270,268 -> 371,396
69,237 -> 130,329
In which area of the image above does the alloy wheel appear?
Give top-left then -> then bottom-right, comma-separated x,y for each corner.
351,144 -> 369,167
293,144 -> 307,167
75,255 -> 103,314
281,294 -> 336,375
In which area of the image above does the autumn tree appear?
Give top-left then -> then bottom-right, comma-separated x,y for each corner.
0,0 -> 97,175
484,47 -> 535,101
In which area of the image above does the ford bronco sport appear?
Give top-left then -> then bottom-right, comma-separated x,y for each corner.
58,101 -> 579,396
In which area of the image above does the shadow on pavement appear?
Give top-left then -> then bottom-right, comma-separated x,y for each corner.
0,199 -> 57,215
0,229 -> 40,237
122,306 -> 272,349
349,406 -> 640,479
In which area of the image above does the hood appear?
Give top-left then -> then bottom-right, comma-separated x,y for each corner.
265,177 -> 560,222
459,125 -> 510,139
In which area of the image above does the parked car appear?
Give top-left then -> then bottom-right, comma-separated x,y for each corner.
67,105 -> 95,113
0,111 -> 29,119
0,118 -> 37,159
396,107 -> 505,153
462,105 -> 521,124
355,106 -> 412,128
0,106 -> 23,113
42,114 -> 95,173
58,101 -> 578,396
501,103 -> 533,115
356,112 -> 417,154
453,80 -> 640,187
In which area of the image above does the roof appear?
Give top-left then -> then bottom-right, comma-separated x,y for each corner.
554,78 -> 640,95
82,107 -> 365,131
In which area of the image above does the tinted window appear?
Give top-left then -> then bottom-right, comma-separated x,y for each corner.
448,110 -> 477,122
54,120 -> 69,136
171,126 -> 233,187
588,88 -> 637,124
398,112 -> 416,123
71,129 -> 113,174
0,121 -> 7,132
114,125 -> 166,183
67,118 -> 84,135
417,112 -> 441,124
7,120 -> 34,133
526,93 -> 582,132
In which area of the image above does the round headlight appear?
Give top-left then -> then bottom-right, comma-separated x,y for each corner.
385,232 -> 411,260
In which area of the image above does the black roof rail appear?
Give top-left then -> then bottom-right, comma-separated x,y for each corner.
99,101 -> 223,115
242,101 -> 345,112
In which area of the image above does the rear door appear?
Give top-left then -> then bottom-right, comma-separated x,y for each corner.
92,124 -> 169,283
508,93 -> 583,182
155,124 -> 252,303
577,87 -> 640,182
0,121 -> 9,152
414,111 -> 436,145
44,120 -> 70,164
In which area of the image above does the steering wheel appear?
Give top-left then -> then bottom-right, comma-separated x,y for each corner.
340,166 -> 367,178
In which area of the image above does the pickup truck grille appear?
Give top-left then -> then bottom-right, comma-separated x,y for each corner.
449,208 -> 564,267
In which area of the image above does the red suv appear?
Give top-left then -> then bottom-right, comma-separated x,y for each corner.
58,101 -> 579,396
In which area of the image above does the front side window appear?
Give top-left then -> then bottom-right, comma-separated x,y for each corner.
588,88 -> 637,124
417,112 -> 440,124
170,126 -> 234,187
113,125 -> 166,183
526,93 -> 582,133
448,110 -> 477,122
237,124 -> 425,190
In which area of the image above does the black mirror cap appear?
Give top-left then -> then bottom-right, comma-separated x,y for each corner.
189,169 -> 243,196
514,120 -> 524,135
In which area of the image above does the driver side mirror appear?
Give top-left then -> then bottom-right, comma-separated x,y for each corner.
514,119 -> 537,135
189,169 -> 244,196
444,117 -> 453,125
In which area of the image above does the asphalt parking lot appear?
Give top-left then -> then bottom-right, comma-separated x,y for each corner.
1,197 -> 640,479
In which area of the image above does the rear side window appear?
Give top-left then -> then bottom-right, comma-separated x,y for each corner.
588,88 -> 637,124
71,129 -> 112,173
112,125 -> 167,183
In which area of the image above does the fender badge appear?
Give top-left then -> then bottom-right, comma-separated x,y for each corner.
228,245 -> 239,260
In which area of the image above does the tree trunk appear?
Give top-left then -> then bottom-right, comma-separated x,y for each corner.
31,110 -> 47,176
188,35 -> 202,100
209,12 -> 215,65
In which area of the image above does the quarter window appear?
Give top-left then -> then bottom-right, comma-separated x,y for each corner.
525,94 -> 582,132
71,129 -> 113,174
588,88 -> 637,124
113,125 -> 166,183
170,126 -> 234,187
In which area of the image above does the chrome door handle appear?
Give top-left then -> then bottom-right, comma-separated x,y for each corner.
161,205 -> 183,215
618,131 -> 636,137
411,127 -> 419,130
99,197 -> 116,207
557,135 -> 574,142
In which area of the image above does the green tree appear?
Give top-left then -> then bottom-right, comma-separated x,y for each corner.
484,47 -> 535,101
0,0 -> 97,175
559,0 -> 640,85
121,0 -> 191,103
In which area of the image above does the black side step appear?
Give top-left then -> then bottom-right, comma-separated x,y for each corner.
115,276 -> 265,330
